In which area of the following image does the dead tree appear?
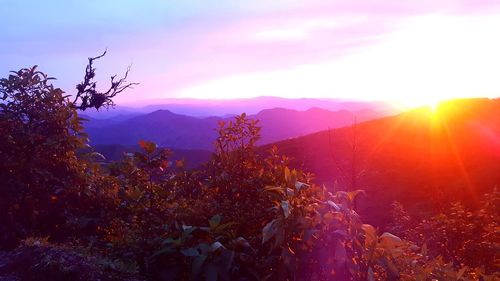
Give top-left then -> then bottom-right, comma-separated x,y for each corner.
328,117 -> 364,194
72,50 -> 138,111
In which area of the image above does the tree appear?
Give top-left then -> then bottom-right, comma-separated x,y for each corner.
72,50 -> 138,111
0,52 -> 136,248
0,66 -> 89,246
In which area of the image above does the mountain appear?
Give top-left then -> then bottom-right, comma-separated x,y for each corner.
84,107 -> 385,151
256,107 -> 379,143
135,96 -> 398,117
80,96 -> 398,119
128,96 -> 396,117
266,98 -> 500,226
85,110 -> 220,150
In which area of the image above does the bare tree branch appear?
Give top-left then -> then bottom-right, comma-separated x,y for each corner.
72,50 -> 138,111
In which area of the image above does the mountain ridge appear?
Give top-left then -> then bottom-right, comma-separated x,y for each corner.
264,98 -> 500,225
84,106 -> 386,150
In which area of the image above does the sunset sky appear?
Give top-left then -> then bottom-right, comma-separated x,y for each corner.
1,0 -> 500,107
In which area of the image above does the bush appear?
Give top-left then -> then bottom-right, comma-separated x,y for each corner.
1,66 -> 498,280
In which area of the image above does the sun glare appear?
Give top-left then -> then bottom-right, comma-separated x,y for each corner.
428,99 -> 441,112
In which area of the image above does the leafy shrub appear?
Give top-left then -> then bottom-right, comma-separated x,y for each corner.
0,67 -> 95,247
1,66 -> 498,280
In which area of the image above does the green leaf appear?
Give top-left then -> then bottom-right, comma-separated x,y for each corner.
379,232 -> 402,249
191,254 -> 207,279
295,181 -> 309,191
385,259 -> 399,278
347,189 -> 366,202
457,266 -> 468,279
361,224 -> 377,247
209,215 -> 222,229
152,246 -> 175,257
213,222 -> 237,234
263,186 -> 285,196
182,225 -> 197,234
421,243 -> 428,257
235,237 -> 251,249
281,200 -> 291,218
367,267 -> 375,281
90,152 -> 106,161
282,247 -> 296,278
284,167 -> 291,183
326,200 -> 341,211
214,249 -> 235,276
379,232 -> 403,257
262,218 -> 284,248
181,248 -> 200,257
197,243 -> 211,255
262,220 -> 276,244
210,241 -> 224,252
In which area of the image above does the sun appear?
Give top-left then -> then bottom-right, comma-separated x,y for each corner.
427,99 -> 441,112
390,97 -> 444,112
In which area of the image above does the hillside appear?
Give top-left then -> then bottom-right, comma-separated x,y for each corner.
84,107 -> 384,151
2,66 -> 498,280
85,110 -> 220,150
268,98 -> 500,226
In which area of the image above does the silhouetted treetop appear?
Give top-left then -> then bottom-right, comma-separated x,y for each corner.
72,50 -> 138,111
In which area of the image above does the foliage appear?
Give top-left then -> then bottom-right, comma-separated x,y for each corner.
0,242 -> 145,281
0,66 -> 498,280
0,66 -> 94,247
204,114 -> 273,238
390,189 -> 499,277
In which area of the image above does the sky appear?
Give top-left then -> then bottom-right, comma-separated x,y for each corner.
1,0 -> 500,107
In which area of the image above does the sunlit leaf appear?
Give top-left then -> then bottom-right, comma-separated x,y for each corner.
90,152 -> 106,161
379,232 -> 403,251
295,181 -> 309,191
138,139 -> 157,154
211,241 -> 224,252
284,167 -> 291,183
362,224 -> 377,247
263,186 -> 284,196
326,200 -> 341,211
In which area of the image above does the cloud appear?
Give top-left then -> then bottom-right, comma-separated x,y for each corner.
1,0 -> 500,103
176,13 -> 500,106
250,17 -> 361,42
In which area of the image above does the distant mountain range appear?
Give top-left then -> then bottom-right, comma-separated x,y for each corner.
83,106 -> 387,151
266,98 -> 500,226
81,96 -> 398,119
83,97 -> 499,227
134,96 -> 398,117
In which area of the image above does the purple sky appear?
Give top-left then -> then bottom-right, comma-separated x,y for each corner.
1,0 -> 500,107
